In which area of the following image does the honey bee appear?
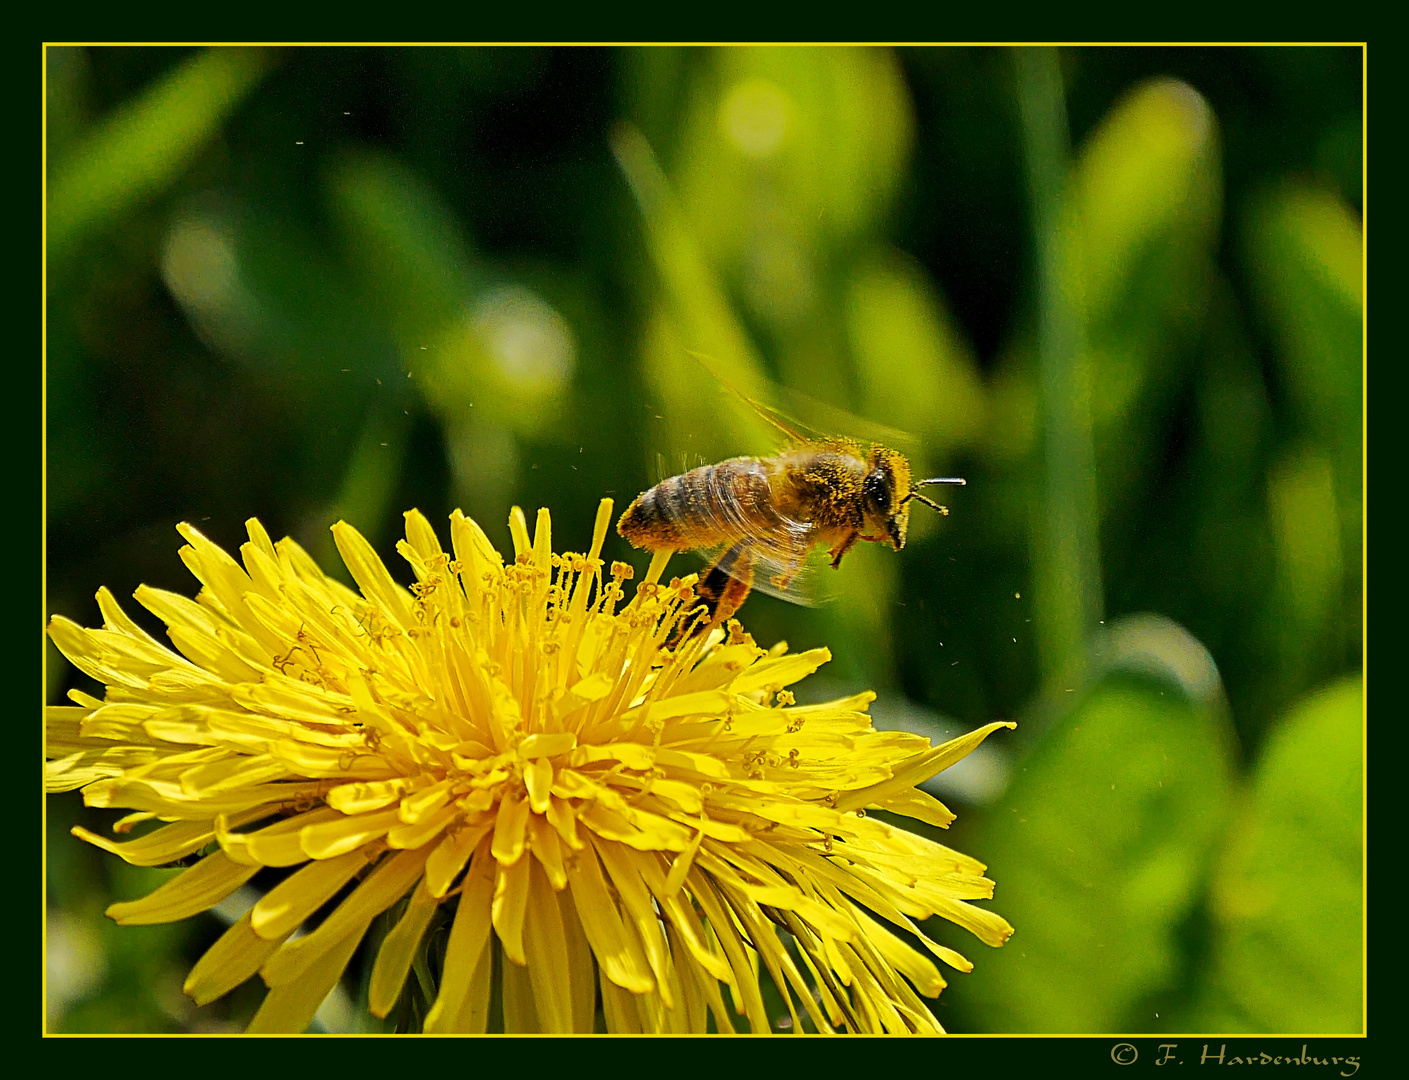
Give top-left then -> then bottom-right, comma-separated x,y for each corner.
618,401 -> 964,634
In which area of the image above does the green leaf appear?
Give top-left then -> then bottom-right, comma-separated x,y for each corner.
1076,79 -> 1222,520
1262,445 -> 1349,689
1244,184 -> 1363,674
1072,78 -> 1220,335
675,47 -> 913,263
324,149 -> 481,345
845,248 -> 987,460
1186,676 -> 1363,1033
612,126 -> 775,462
1243,184 -> 1362,453
47,48 -> 272,260
1015,48 -> 1103,691
954,670 -> 1235,1032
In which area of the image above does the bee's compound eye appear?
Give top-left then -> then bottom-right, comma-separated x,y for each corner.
863,470 -> 889,513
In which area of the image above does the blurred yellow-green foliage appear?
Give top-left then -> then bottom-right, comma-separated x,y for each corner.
45,46 -> 1363,1034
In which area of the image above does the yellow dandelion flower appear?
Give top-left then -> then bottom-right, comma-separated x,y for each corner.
46,500 -> 1013,1034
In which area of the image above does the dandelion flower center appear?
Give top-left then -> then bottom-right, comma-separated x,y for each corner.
46,499 -> 1013,1033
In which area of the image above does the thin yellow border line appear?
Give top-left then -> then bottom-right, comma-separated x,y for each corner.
1358,41 -> 1367,1041
41,41 -> 50,1038
40,41 -> 1370,46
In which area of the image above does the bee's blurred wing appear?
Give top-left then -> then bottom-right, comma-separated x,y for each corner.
690,350 -> 920,456
689,537 -> 832,609
746,543 -> 833,608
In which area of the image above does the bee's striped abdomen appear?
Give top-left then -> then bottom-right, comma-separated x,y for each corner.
618,458 -> 775,552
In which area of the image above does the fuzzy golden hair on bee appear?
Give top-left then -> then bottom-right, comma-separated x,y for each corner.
618,446 -> 963,639
617,352 -> 965,637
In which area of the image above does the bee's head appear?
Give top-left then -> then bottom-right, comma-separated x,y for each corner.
863,447 -> 912,550
864,447 -> 965,551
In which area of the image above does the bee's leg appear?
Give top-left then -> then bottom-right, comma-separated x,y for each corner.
828,531 -> 860,570
699,542 -> 755,625
667,542 -> 755,648
769,563 -> 801,591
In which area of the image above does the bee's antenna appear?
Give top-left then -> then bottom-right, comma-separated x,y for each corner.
904,477 -> 966,514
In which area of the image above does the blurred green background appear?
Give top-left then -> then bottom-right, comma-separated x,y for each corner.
44,45 -> 1363,1034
